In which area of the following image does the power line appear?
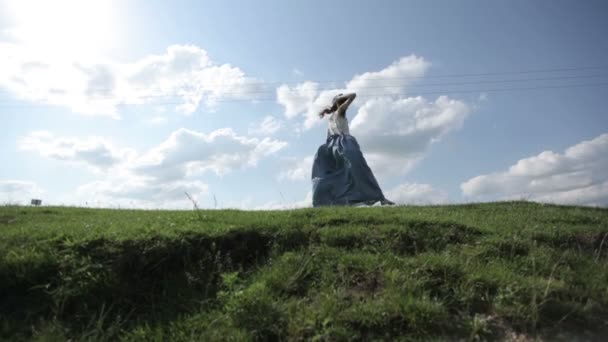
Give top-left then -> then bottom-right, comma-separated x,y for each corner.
83,64 -> 608,88
181,81 -> 608,104
1,73 -> 607,103
1,64 -> 607,95
0,81 -> 606,109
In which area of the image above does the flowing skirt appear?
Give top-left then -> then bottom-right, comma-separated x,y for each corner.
312,134 -> 388,207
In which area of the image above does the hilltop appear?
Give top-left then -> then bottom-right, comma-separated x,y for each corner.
1,202 -> 607,341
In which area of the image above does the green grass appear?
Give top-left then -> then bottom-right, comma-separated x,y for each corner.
1,201 -> 607,341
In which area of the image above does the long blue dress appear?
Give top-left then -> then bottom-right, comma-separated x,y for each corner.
311,133 -> 389,207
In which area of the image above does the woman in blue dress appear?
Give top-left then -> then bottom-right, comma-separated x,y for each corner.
312,92 -> 394,207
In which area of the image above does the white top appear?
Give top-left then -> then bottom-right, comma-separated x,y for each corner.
328,112 -> 350,136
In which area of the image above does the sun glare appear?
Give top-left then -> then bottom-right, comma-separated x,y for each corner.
6,0 -> 118,58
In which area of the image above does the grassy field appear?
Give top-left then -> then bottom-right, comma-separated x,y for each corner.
1,201 -> 607,341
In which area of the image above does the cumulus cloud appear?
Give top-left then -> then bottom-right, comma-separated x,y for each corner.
77,179 -> 209,209
276,81 -> 319,119
276,55 -> 431,128
278,95 -> 470,181
345,55 -> 430,94
0,180 -> 44,204
19,127 -> 287,208
248,115 -> 282,135
0,43 -> 262,117
461,133 -> 608,206
385,183 -> 448,205
19,131 -> 135,171
253,191 -> 313,210
274,55 -> 470,178
0,180 -> 42,195
20,128 -> 287,181
279,156 -> 314,182
136,128 -> 287,180
146,116 -> 168,125
351,96 -> 470,177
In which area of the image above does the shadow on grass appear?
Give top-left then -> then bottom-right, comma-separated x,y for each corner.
1,230 -> 276,339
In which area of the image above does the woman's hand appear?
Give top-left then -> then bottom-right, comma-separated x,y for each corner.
318,107 -> 330,118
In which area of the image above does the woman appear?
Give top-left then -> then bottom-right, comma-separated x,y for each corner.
312,92 -> 394,207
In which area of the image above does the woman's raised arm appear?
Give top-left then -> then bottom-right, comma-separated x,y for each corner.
336,93 -> 356,117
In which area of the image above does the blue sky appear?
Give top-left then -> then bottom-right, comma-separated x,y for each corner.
1,0 -> 607,208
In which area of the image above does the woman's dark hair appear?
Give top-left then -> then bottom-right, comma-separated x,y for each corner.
319,93 -> 343,118
329,102 -> 338,113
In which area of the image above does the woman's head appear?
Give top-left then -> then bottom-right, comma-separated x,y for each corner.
327,93 -> 343,112
332,93 -> 343,107
319,93 -> 343,118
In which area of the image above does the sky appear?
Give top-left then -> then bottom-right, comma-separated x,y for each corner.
1,0 -> 607,209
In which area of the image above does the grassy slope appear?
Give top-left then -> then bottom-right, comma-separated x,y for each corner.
0,202 -> 607,341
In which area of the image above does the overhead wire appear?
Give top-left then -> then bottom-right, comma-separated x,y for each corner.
3,73 -> 608,100
0,82 -> 606,109
1,64 -> 607,94
0,65 -> 606,109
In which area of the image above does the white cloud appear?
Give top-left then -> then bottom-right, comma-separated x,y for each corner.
18,127 -> 287,208
275,52 -> 474,186
279,156 -> 314,182
345,55 -> 430,94
136,128 -> 287,180
385,183 -> 448,205
77,179 -> 209,209
0,180 -> 42,195
0,43 -> 262,117
3,1 -> 119,58
276,55 -> 431,128
18,131 -> 135,171
276,81 -> 319,119
248,115 -> 282,135
351,95 -> 471,177
461,133 -> 608,206
0,180 -> 44,204
20,127 -> 287,181
146,116 -> 168,125
253,191 -> 313,210
275,56 -> 470,179
104,128 -> 285,207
